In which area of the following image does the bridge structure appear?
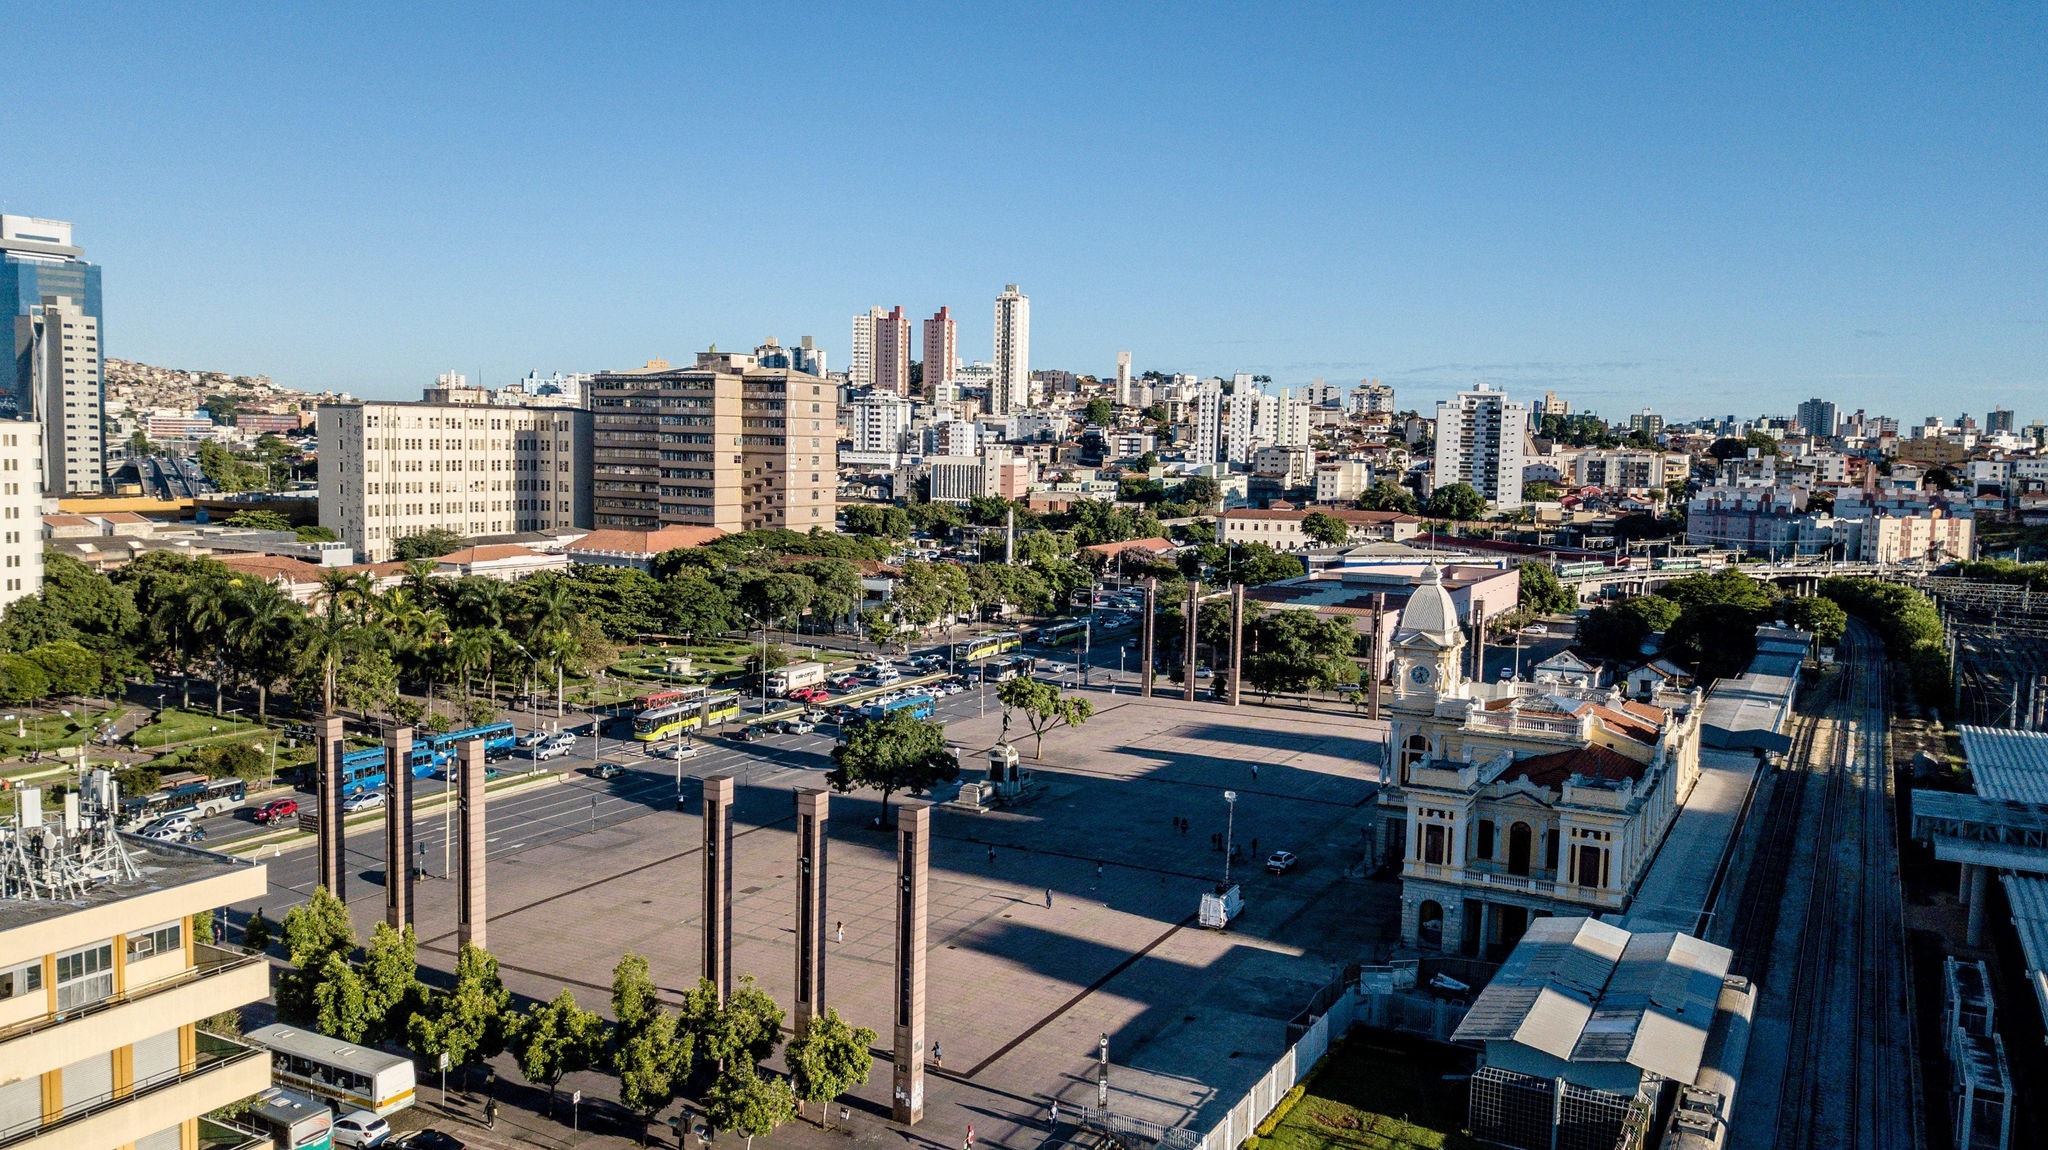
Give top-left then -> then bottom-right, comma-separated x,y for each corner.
1558,558 -> 1892,599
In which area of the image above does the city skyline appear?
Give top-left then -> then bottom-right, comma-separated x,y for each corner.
2,6 -> 2042,416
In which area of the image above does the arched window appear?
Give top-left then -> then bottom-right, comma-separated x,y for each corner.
1399,734 -> 1430,778
1507,822 -> 1533,876
1417,900 -> 1445,950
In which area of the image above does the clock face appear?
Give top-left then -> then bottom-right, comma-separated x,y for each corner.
1409,664 -> 1434,686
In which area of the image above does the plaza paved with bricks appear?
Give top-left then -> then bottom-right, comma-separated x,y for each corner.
240,690 -> 1401,1148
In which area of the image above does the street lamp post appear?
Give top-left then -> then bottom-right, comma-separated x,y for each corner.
1097,1033 -> 1109,1110
1222,790 -> 1238,885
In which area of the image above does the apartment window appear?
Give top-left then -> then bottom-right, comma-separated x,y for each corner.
126,921 -> 183,962
56,941 -> 115,1009
0,961 -> 41,1000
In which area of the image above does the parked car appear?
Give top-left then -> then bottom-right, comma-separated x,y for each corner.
1523,623 -> 1550,635
803,708 -> 828,723
730,725 -> 762,743
140,814 -> 193,839
781,719 -> 816,735
591,761 -> 624,780
397,1132 -> 466,1150
517,730 -> 550,748
653,742 -> 702,761
254,798 -> 299,825
333,1110 -> 393,1148
1265,850 -> 1299,875
341,789 -> 386,814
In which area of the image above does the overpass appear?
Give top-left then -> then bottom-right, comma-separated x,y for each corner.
1559,558 -> 1891,598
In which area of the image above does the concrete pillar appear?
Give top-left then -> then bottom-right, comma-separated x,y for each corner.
1227,583 -> 1245,707
1183,580 -> 1201,702
892,802 -> 931,1125
1966,862 -> 1990,948
703,774 -> 735,1002
456,738 -> 487,951
1478,901 -> 1495,957
384,727 -> 414,930
316,716 -> 345,898
1369,593 -> 1385,722
1140,577 -> 1156,698
793,787 -> 829,1035
1959,862 -> 1975,900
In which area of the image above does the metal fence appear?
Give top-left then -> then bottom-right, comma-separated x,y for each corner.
1185,981 -> 1362,1150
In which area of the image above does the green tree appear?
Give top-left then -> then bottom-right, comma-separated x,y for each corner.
1177,476 -> 1223,510
861,610 -> 900,650
1299,512 -> 1350,547
615,1008 -> 685,1139
1243,609 -> 1360,695
508,989 -> 609,1116
1516,562 -> 1578,615
792,558 -> 864,628
1232,543 -> 1305,585
1085,397 -> 1115,426
703,975 -> 785,1071
996,676 -> 1095,759
0,654 -> 49,706
276,886 -> 357,1027
127,429 -> 155,457
825,709 -> 960,824
1522,480 -> 1561,502
1355,481 -> 1419,514
27,639 -> 102,698
1662,602 -> 1762,681
1656,569 -> 1776,614
785,1008 -> 876,1125
1782,595 -> 1848,647
704,1066 -> 797,1150
296,524 -> 339,542
1425,482 -> 1487,521
361,922 -> 422,1045
407,943 -> 512,1075
312,952 -> 373,1042
222,509 -> 292,531
197,441 -> 268,491
242,909 -> 272,954
392,527 -> 470,561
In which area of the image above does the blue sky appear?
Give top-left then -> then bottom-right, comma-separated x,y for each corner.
3,4 -> 2042,419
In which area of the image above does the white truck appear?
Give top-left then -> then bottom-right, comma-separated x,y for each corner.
1198,883 -> 1243,929
767,661 -> 828,697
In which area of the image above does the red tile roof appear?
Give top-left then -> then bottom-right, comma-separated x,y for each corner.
1078,536 -> 1174,559
438,544 -> 552,564
566,525 -> 728,557
1501,744 -> 1648,789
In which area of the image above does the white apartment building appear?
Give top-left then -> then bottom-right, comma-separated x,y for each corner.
1570,449 -> 1689,491
1253,444 -> 1315,489
1301,379 -> 1343,408
992,284 -> 1030,416
319,400 -> 593,562
1435,384 -> 1529,509
848,305 -> 884,390
1113,432 -> 1157,460
1227,387 -> 1279,465
17,294 -> 104,494
1278,391 -> 1313,447
850,392 -> 915,457
928,418 -> 980,457
1115,351 -> 1134,406
0,421 -> 44,608
1315,458 -> 1373,504
1191,383 -> 1224,466
928,456 -> 990,505
1354,381 -> 1395,415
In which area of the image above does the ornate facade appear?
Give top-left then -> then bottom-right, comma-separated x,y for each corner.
1378,567 -> 1703,958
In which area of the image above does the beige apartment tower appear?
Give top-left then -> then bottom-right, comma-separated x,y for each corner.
590,350 -> 837,532
992,284 -> 1030,416
318,399 -> 594,562
0,421 -> 45,609
16,294 -> 103,494
921,307 -> 957,403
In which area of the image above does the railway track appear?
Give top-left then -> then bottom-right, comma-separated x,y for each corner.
1724,669 -> 1839,979
1763,624 -> 1923,1150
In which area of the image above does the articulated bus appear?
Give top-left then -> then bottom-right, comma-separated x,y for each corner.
246,1087 -> 334,1150
634,692 -> 742,741
951,630 -> 1022,662
121,775 -> 247,828
336,743 -> 438,796
1035,620 -> 1090,647
426,721 -> 519,761
857,693 -> 935,722
629,686 -> 697,714
247,1024 -> 417,1118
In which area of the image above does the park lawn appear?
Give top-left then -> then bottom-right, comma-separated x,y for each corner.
0,705 -> 123,759
129,708 -> 268,751
1262,1030 -> 1481,1150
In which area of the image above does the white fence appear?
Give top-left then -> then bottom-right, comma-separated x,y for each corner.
1187,985 -> 1361,1150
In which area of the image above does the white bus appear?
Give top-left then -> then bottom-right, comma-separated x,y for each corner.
766,661 -> 828,696
246,1024 -> 417,1118
246,1086 -> 334,1150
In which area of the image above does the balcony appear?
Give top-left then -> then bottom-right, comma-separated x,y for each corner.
0,945 -> 269,1085
0,1031 -> 269,1150
198,1117 -> 270,1150
1403,861 -> 1626,908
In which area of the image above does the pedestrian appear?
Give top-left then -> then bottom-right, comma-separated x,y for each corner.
1251,838 -> 1259,857
934,1041 -> 943,1068
988,844 -> 996,863
1050,1100 -> 1060,1128
1251,764 -> 1260,780
836,921 -> 845,943
966,1124 -> 975,1150
486,1100 -> 498,1130
1045,887 -> 1054,909
1096,861 -> 1104,880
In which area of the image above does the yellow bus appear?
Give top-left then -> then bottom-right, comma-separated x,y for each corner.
633,692 -> 742,741
951,631 -> 1022,662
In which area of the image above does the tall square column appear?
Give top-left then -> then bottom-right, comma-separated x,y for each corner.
384,727 -> 414,930
316,716 -> 346,898
703,774 -> 735,1002
793,788 -> 829,1034
1183,580 -> 1201,702
892,802 -> 930,1124
1227,583 -> 1245,707
456,738 -> 488,950
1139,577 -> 1156,697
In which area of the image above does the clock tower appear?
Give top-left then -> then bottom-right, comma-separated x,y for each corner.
1390,565 -> 1466,711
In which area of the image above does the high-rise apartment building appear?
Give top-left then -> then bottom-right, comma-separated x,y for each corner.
849,307 -> 883,389
1354,380 -> 1395,415
15,294 -> 103,494
1115,352 -> 1133,406
992,284 -> 1030,416
850,307 -> 909,395
2,216 -> 105,494
1539,391 -> 1570,417
0,421 -> 45,608
1278,390 -> 1313,448
1434,384 -> 1529,509
589,350 -> 836,532
921,308 -> 957,403
1191,382 -> 1225,466
1227,386 -> 1279,465
1988,407 -> 2016,434
849,392 -> 915,457
754,336 -> 826,377
0,786 -> 273,1150
1795,398 -> 1838,439
319,398 -> 593,562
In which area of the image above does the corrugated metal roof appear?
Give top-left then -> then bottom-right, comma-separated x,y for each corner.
1961,726 -> 2048,805
1998,874 -> 2048,1032
1454,917 -> 1626,1045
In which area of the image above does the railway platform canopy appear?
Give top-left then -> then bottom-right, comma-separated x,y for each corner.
1697,627 -> 1809,754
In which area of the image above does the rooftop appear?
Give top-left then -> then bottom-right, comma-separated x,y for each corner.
1959,725 -> 2048,805
0,834 -> 261,936
566,525 -> 729,558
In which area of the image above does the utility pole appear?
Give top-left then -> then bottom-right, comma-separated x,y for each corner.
1183,580 -> 1201,702
1368,592 -> 1384,721
1140,577 -> 1157,698
1227,583 -> 1244,707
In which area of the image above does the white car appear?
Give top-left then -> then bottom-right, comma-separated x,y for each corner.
332,1109 -> 392,1148
782,720 -> 816,735
342,789 -> 386,813
535,738 -> 577,761
872,671 -> 902,686
653,742 -> 701,761
139,814 -> 193,839
1523,624 -> 1550,635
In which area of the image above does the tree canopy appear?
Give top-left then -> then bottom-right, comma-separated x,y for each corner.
825,709 -> 960,822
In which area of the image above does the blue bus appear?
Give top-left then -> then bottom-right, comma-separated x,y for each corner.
337,744 -> 437,796
426,722 -> 519,762
858,693 -> 935,722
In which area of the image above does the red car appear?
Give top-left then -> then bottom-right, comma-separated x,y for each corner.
255,798 -> 299,825
791,687 -> 830,703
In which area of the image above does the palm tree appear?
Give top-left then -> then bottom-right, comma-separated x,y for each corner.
224,586 -> 295,719
187,586 -> 233,715
146,578 -> 198,710
450,627 -> 493,704
400,559 -> 442,609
